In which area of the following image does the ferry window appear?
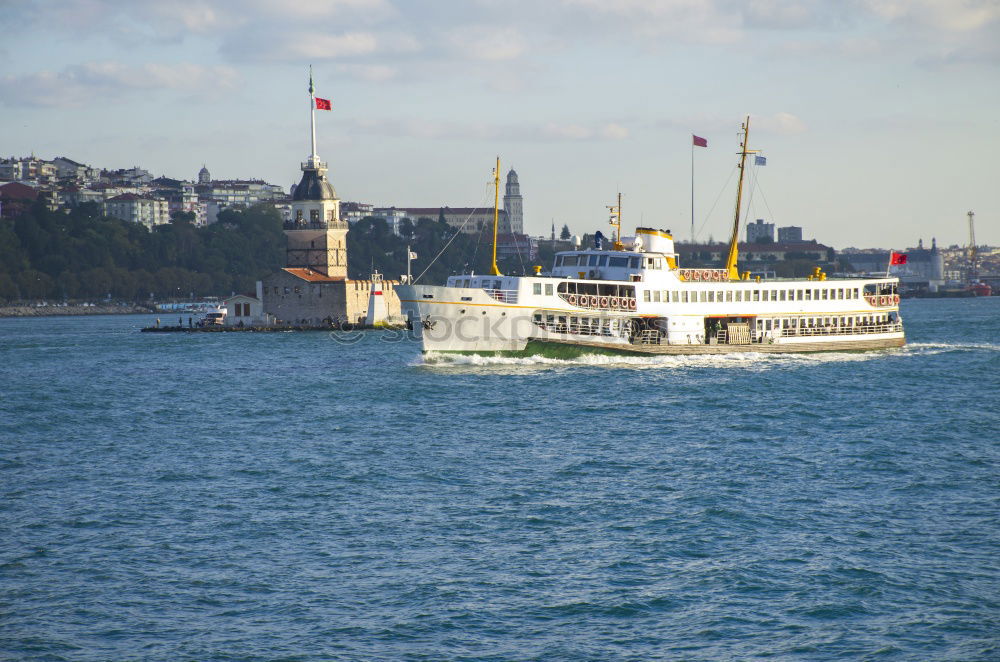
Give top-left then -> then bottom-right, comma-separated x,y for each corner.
725,291 -> 732,302
765,320 -> 772,331
533,283 -> 541,295
643,290 -> 651,302
779,290 -> 786,301
545,284 -> 553,296
645,258 -> 654,268
599,255 -> 609,266
821,289 -> 829,300
546,314 -> 554,323
682,291 -> 689,303
753,290 -> 760,301
558,282 -> 567,294
609,257 -> 628,267
698,291 -> 706,302
708,291 -> 715,303
653,291 -> 661,302
564,255 -> 578,266
629,257 -> 640,269
533,313 -> 542,322
655,258 -> 664,269
804,290 -> 811,301
589,255 -> 599,266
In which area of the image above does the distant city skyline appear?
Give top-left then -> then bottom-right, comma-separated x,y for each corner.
2,0 -> 998,248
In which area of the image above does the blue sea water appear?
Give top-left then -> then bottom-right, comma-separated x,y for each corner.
1,298 -> 998,661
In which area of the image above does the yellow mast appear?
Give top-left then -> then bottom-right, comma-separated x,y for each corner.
608,192 -> 624,250
490,156 -> 502,276
725,116 -> 754,280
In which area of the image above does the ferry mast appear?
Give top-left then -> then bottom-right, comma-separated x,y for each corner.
725,116 -> 755,280
490,156 -> 502,276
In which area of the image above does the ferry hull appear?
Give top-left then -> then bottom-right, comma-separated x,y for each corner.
428,336 -> 906,358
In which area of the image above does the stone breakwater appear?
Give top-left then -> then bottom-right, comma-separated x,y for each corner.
0,304 -> 154,317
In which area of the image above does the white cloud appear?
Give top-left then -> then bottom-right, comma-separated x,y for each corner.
0,62 -> 239,108
222,29 -> 421,63
336,63 -> 398,82
753,112 -> 806,134
862,0 -> 1000,32
447,26 -> 528,61
349,117 -> 631,142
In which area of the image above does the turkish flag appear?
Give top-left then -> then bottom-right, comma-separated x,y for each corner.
315,97 -> 332,111
693,135 -> 708,147
890,252 -> 908,265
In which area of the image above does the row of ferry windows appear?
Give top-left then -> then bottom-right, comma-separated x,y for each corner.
557,254 -> 664,269
642,287 -> 863,303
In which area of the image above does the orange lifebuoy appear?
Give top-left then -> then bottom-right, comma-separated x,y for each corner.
610,297 -> 620,308
893,294 -> 900,305
568,294 -> 577,305
880,295 -> 888,306
628,298 -> 637,310
702,270 -> 711,281
600,296 -> 609,308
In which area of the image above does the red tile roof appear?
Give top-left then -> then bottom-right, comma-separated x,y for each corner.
282,268 -> 345,282
0,182 -> 39,200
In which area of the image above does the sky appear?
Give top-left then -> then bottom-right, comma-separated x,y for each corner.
1,0 -> 998,249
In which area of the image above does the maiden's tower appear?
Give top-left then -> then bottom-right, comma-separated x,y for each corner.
259,72 -> 400,326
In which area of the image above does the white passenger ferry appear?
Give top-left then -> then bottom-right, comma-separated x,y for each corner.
398,121 -> 905,357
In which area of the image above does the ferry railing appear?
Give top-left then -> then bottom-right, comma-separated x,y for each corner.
485,289 -> 519,304
534,320 -> 616,338
779,323 -> 902,338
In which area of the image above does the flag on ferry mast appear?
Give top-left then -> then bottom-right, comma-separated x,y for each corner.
890,251 -> 908,265
692,135 -> 708,147
315,97 -> 332,110
755,155 -> 767,166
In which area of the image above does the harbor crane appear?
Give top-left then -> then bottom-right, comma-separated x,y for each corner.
966,210 -> 978,282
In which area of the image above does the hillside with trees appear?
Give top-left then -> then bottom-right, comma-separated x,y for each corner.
0,202 -> 536,302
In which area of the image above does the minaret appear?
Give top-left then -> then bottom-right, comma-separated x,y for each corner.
503,168 -> 523,234
284,67 -> 347,277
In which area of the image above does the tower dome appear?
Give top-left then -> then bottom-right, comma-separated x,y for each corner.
292,168 -> 337,201
198,165 -> 210,184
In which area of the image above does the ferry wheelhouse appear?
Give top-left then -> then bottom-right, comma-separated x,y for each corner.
397,121 -> 905,357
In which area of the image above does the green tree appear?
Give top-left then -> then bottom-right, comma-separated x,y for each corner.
560,224 -> 571,240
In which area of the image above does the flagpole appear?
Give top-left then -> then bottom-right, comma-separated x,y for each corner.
886,250 -> 892,278
309,65 -> 317,163
691,138 -> 695,243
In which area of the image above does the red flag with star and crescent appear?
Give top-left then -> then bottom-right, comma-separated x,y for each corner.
890,251 -> 908,265
315,98 -> 332,111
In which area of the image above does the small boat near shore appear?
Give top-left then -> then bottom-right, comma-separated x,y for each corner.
398,118 -> 905,357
